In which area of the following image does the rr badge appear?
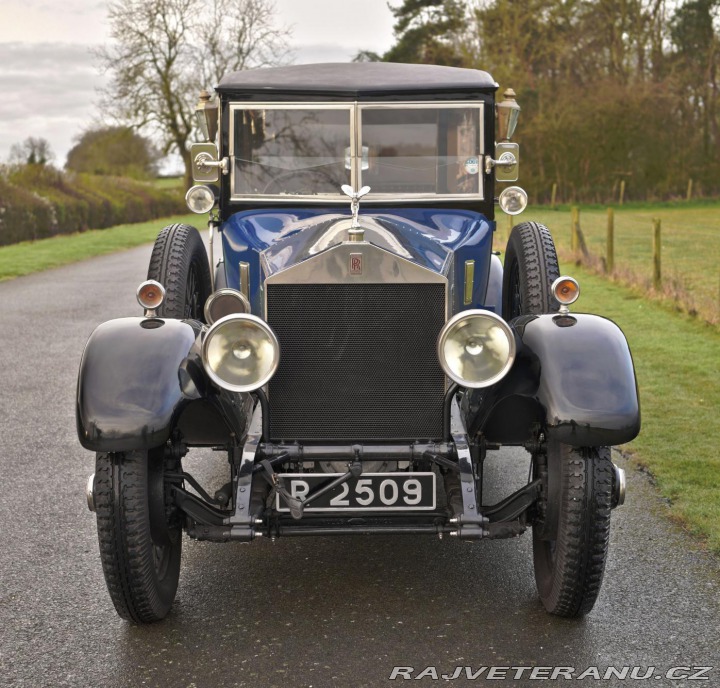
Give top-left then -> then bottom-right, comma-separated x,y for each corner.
350,253 -> 363,275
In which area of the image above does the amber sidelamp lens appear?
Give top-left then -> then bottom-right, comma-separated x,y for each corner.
136,280 -> 166,310
552,277 -> 580,305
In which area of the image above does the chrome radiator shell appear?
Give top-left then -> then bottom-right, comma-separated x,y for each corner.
264,242 -> 449,441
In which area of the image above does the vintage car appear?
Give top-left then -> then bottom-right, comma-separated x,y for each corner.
77,63 -> 639,623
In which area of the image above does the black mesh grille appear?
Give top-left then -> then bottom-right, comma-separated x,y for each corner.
267,283 -> 446,441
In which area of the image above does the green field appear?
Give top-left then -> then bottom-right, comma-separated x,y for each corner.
495,204 -> 720,551
562,266 -> 720,553
498,201 -> 720,324
152,176 -> 184,191
0,213 -> 198,281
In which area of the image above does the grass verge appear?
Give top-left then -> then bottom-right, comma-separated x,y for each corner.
0,213 -> 198,281
567,265 -> 720,553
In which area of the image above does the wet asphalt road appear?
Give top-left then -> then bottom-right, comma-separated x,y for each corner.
1,244 -> 719,688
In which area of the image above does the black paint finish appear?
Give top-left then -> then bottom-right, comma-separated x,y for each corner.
76,317 -> 200,451
216,62 -> 497,99
465,313 -> 640,447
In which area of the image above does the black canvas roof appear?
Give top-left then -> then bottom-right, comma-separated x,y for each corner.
216,62 -> 497,98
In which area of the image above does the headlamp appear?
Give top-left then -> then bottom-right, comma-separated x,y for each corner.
202,314 -> 279,392
204,288 -> 251,325
498,186 -> 528,216
185,184 -> 216,214
437,310 -> 516,388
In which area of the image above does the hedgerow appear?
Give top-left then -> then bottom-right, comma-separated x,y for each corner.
0,164 -> 184,246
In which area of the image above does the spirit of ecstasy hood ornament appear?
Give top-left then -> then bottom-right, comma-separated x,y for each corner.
341,184 -> 371,229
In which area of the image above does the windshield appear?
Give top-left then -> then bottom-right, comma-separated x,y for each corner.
232,107 -> 352,197
360,106 -> 481,196
230,102 -> 483,201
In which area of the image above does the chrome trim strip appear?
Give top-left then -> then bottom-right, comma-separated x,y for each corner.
613,464 -> 626,508
85,473 -> 95,512
239,262 -> 250,300
464,259 -> 475,305
208,221 -> 215,291
351,100 -> 359,191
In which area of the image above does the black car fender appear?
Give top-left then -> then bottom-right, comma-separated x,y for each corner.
464,313 -> 640,447
76,317 -> 207,452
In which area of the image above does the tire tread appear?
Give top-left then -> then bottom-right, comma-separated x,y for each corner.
147,223 -> 211,319
95,451 -> 180,623
502,221 -> 560,318
534,446 -> 613,617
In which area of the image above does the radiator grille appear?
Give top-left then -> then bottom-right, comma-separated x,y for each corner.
266,283 -> 446,441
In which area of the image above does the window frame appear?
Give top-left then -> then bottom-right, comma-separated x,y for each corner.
228,101 -> 485,203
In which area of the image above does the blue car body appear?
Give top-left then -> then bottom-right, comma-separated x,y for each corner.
219,207 -> 496,315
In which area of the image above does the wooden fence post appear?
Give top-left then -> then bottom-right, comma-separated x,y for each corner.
571,206 -> 579,252
551,183 -> 557,209
619,180 -> 626,206
652,218 -> 662,290
606,207 -> 614,273
686,178 -> 693,201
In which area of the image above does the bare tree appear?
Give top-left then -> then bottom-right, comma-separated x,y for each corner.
8,137 -> 54,166
97,0 -> 292,186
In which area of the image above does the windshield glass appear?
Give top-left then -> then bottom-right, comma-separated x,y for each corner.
230,103 -> 483,200
359,106 -> 481,196
232,107 -> 352,197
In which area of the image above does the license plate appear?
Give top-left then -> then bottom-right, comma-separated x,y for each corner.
275,472 -> 436,512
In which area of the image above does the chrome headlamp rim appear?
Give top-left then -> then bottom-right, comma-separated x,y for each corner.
203,288 -> 251,325
201,313 -> 280,393
185,184 -> 216,214
437,309 -> 516,389
498,185 -> 528,216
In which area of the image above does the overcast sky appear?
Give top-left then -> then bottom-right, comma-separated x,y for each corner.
0,0 -> 396,167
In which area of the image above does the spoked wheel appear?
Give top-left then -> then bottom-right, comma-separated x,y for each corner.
502,221 -> 560,319
148,223 -> 212,320
532,442 -> 614,617
94,449 -> 182,623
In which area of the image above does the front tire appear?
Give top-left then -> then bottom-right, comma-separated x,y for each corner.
94,449 -> 182,623
532,444 -> 613,617
502,221 -> 560,319
148,223 -> 212,320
